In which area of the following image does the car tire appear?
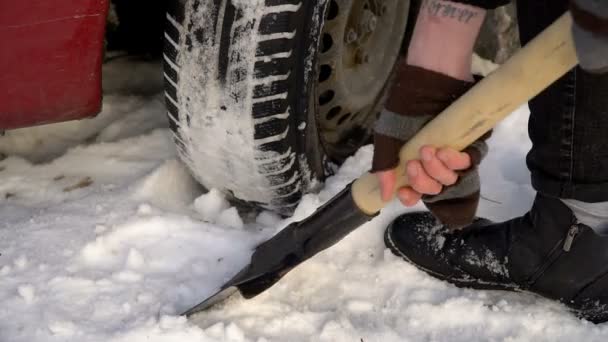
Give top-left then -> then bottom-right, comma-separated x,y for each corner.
164,0 -> 410,215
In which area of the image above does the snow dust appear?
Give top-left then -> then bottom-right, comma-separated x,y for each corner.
1,59 -> 607,342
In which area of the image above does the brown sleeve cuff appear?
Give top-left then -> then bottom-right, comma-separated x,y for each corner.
425,191 -> 481,230
385,63 -> 474,117
371,134 -> 402,172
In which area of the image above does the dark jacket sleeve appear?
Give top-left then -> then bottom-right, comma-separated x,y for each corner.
570,0 -> 608,73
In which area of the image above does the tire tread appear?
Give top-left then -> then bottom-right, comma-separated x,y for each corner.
164,0 -> 328,214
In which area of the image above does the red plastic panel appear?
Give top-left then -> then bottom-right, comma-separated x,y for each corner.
0,0 -> 108,129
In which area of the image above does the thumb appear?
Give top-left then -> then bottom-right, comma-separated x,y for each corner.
376,170 -> 397,202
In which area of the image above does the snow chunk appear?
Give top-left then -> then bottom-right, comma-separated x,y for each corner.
48,320 -> 77,337
205,322 -> 225,339
133,159 -> 201,211
95,224 -> 107,234
226,322 -> 246,341
193,189 -> 230,222
256,211 -> 281,226
346,300 -> 374,313
126,248 -> 146,269
136,292 -> 156,305
217,207 -> 244,229
14,255 -> 28,269
113,270 -> 143,283
0,265 -> 11,275
17,284 -> 36,303
137,203 -> 153,215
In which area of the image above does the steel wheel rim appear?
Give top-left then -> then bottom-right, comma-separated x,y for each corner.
316,0 -> 410,161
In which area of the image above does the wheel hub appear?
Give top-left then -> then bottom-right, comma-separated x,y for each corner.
316,0 -> 409,162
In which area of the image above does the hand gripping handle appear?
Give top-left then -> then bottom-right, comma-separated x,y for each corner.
352,13 -> 578,215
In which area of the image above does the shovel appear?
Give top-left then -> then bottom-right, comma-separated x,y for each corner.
183,12 -> 579,317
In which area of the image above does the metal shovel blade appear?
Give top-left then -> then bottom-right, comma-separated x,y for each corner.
182,286 -> 240,316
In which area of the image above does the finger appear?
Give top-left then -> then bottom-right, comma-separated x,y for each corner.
376,170 -> 396,202
397,187 -> 422,207
406,160 -> 443,195
420,146 -> 459,186
436,147 -> 472,171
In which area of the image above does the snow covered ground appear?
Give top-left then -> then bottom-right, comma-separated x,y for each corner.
1,58 -> 608,342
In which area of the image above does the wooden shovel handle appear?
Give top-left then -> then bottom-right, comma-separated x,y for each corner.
352,13 -> 578,215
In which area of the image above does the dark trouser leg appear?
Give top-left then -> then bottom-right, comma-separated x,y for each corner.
517,0 -> 608,203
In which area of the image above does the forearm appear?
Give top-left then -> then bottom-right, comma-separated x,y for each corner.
406,0 -> 487,81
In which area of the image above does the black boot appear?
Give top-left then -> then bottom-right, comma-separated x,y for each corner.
385,193 -> 608,323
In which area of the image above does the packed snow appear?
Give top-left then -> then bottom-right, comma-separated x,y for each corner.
1,58 -> 608,342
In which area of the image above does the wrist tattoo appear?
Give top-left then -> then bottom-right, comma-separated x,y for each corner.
421,0 -> 481,23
